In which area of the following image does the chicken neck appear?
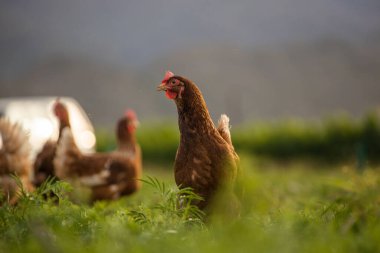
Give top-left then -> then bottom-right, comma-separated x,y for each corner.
175,81 -> 216,139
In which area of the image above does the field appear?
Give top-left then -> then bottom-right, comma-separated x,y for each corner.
1,153 -> 380,253
2,116 -> 380,253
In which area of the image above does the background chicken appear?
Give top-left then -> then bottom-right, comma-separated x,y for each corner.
54,109 -> 142,201
33,99 -> 71,187
0,118 -> 34,204
157,71 -> 239,212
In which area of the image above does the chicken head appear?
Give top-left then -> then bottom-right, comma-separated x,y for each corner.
53,99 -> 69,123
157,71 -> 185,99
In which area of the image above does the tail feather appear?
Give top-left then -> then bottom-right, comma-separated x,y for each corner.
217,114 -> 232,146
0,118 -> 34,203
0,118 -> 32,176
54,127 -> 81,179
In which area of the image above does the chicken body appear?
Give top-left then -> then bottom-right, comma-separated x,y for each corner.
158,72 -> 239,211
54,112 -> 142,201
0,118 -> 34,204
33,100 -> 71,187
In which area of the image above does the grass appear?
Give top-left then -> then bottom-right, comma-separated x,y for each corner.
1,155 -> 380,253
96,113 -> 380,165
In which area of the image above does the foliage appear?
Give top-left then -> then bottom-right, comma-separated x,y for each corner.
0,173 -> 204,253
96,113 -> 380,164
233,113 -> 380,163
1,160 -> 380,253
97,122 -> 179,164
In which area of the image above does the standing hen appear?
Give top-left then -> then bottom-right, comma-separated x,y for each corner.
0,118 -> 34,204
33,99 -> 71,187
54,110 -> 142,201
157,71 -> 239,212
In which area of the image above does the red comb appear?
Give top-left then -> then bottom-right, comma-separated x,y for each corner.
125,109 -> 137,119
161,70 -> 174,83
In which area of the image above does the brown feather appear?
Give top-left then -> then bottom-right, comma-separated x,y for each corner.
0,118 -> 34,204
33,141 -> 56,187
54,113 -> 142,201
33,100 -> 71,187
163,75 -> 239,211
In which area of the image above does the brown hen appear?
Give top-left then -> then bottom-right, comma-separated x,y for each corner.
157,71 -> 239,212
54,110 -> 142,201
33,99 -> 71,187
0,118 -> 34,204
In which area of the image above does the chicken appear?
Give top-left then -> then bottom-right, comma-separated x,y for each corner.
157,71 -> 239,211
54,110 -> 142,201
33,99 -> 71,187
0,118 -> 34,204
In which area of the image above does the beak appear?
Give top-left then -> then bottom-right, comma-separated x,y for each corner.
157,83 -> 167,91
133,119 -> 140,128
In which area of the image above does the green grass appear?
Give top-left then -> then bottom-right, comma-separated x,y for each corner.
1,155 -> 380,253
96,113 -> 380,165
233,113 -> 380,163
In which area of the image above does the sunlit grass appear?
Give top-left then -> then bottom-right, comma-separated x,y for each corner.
1,156 -> 380,253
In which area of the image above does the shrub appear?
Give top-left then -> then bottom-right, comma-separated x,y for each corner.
95,113 -> 380,165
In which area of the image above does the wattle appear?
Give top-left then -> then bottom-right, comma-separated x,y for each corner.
165,90 -> 178,99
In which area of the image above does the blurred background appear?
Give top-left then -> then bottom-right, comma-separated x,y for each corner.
1,0 -> 379,126
2,2 -> 380,250
1,0 -> 380,164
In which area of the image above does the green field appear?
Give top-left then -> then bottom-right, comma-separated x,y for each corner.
1,154 -> 380,253
98,113 -> 380,165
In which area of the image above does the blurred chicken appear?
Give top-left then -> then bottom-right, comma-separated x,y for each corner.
157,71 -> 239,211
54,110 -> 142,201
33,99 -> 71,187
0,118 -> 34,204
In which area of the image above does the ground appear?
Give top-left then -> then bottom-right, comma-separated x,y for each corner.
1,154 -> 380,253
